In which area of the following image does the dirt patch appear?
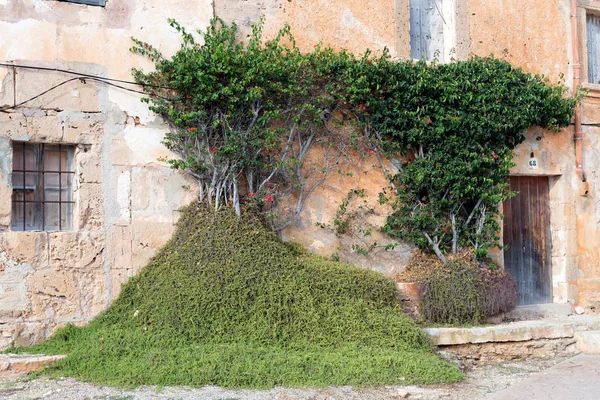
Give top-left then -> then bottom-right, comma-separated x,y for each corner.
0,356 -> 571,400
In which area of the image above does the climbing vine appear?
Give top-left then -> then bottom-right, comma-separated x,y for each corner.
348,57 -> 579,261
131,18 -> 578,260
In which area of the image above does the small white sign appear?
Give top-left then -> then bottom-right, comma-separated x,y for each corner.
529,158 -> 538,169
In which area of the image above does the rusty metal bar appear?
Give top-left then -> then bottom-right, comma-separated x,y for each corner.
11,200 -> 74,204
22,142 -> 25,231
11,169 -> 74,174
41,143 -> 45,231
58,143 -> 62,231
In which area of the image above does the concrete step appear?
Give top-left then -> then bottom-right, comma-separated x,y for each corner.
504,303 -> 573,321
575,331 -> 600,354
425,315 -> 600,346
0,354 -> 66,376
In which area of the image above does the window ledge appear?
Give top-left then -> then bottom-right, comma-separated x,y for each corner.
582,83 -> 600,98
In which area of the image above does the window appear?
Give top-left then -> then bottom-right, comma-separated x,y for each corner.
11,143 -> 75,231
587,13 -> 600,84
410,0 -> 456,62
58,0 -> 106,6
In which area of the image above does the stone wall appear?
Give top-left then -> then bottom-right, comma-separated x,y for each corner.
1,0 -> 600,349
0,0 -> 209,348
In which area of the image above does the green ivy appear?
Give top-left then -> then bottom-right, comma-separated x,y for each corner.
347,56 -> 579,261
131,18 -> 579,260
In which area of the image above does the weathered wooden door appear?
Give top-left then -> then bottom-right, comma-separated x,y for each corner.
503,176 -> 552,305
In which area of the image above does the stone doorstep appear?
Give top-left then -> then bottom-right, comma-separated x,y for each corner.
425,315 -> 600,346
575,331 -> 600,354
0,354 -> 66,375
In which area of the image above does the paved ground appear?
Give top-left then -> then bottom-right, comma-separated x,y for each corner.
487,354 -> 600,400
0,355 -> 598,399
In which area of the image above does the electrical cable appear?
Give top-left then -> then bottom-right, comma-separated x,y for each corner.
0,73 -> 173,112
0,62 -> 171,89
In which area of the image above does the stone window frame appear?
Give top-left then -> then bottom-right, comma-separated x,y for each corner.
409,0 -> 458,63
578,0 -> 600,90
11,142 -> 76,232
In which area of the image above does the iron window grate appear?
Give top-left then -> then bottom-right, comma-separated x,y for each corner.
11,142 -> 75,232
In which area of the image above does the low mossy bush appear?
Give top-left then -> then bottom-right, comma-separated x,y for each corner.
413,255 -> 518,325
13,204 -> 462,388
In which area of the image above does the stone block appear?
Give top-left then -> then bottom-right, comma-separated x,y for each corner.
131,166 -> 197,216
12,322 -> 47,348
110,268 -> 134,301
73,183 -> 104,230
105,225 -> 132,269
425,320 -> 577,346
551,230 -> 578,258
553,281 -> 570,304
13,69 -> 101,112
550,203 -> 576,232
0,253 -> 33,317
0,184 -> 11,229
49,231 -> 105,269
109,136 -> 133,166
61,117 -> 103,144
0,231 -> 49,267
76,145 -> 103,184
26,115 -> 64,143
0,112 -> 27,139
74,268 -> 108,319
26,269 -> 80,321
104,167 -> 131,226
504,303 -> 573,321
575,331 -> 600,354
131,217 -> 175,272
552,256 -> 579,282
2,354 -> 67,374
582,96 -> 600,125
122,125 -> 178,166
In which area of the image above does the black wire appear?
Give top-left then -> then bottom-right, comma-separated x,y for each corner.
0,62 -> 172,89
0,76 -> 172,112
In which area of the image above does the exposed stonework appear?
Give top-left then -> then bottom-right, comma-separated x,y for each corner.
0,354 -> 66,376
431,316 -> 600,366
0,0 -> 210,349
439,338 -> 579,368
1,0 -> 600,350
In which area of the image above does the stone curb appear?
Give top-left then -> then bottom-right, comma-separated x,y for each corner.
0,354 -> 66,375
424,316 -> 600,346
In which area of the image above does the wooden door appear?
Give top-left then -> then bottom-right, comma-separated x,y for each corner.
503,176 -> 552,305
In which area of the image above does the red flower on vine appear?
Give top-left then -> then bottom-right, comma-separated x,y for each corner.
248,193 -> 256,198
210,147 -> 218,153
358,104 -> 367,112
368,149 -> 375,155
188,127 -> 197,132
264,195 -> 274,202
185,95 -> 192,99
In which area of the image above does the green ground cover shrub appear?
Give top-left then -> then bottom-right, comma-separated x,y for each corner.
13,204 -> 462,388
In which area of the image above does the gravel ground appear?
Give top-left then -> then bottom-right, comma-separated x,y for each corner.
0,357 -> 569,400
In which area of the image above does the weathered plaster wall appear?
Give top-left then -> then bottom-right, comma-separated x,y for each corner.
467,0 -> 600,310
1,0 -> 600,350
215,0 -> 471,61
468,0 -> 572,81
0,0 -> 210,348
216,0 -> 401,57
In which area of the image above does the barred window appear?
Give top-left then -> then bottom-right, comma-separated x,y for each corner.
11,143 -> 75,231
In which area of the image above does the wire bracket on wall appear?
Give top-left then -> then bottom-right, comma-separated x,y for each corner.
0,62 -> 174,112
